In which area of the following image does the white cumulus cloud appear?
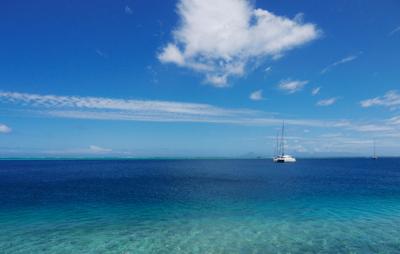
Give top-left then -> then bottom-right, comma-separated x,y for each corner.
158,0 -> 320,87
0,124 -> 12,133
249,89 -> 264,101
278,80 -> 308,94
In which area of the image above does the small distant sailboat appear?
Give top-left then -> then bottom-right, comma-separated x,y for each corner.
273,121 -> 296,163
372,139 -> 378,160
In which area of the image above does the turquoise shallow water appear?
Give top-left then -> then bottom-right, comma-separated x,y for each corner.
1,159 -> 400,253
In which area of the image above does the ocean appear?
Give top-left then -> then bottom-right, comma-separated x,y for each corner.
0,159 -> 400,253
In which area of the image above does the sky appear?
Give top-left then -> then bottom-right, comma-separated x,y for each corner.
0,0 -> 400,157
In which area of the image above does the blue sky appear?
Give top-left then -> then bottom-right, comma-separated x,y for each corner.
0,0 -> 400,157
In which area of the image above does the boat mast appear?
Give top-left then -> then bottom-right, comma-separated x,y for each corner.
373,138 -> 376,158
275,131 -> 279,157
281,120 -> 285,156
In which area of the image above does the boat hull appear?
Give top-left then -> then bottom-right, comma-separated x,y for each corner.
273,156 -> 296,163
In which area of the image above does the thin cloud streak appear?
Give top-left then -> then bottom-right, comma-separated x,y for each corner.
316,97 -> 338,106
95,49 -> 108,58
360,90 -> 400,108
124,5 -> 133,15
45,110 -> 333,128
321,55 -> 358,74
89,145 -> 112,153
0,91 -> 344,128
389,26 -> 400,36
278,80 -> 308,94
311,87 -> 320,96
0,91 -> 255,116
2,91 -> 400,137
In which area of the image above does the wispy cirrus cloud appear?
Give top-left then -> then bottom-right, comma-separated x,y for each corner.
311,87 -> 320,96
264,66 -> 272,73
3,91 -> 400,139
0,91 -> 254,117
89,145 -> 112,153
346,116 -> 400,133
360,90 -> 400,109
249,90 -> 264,101
349,124 -> 394,132
95,49 -> 108,58
388,116 -> 400,125
0,124 -> 12,133
278,80 -> 308,94
316,97 -> 338,106
124,5 -> 133,15
0,91 -> 343,128
321,55 -> 358,74
158,0 -> 320,87
389,26 -> 400,36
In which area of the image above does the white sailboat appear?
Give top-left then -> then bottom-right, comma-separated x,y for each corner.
273,121 -> 296,163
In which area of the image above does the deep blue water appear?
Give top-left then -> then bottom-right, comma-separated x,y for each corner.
1,159 -> 400,253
